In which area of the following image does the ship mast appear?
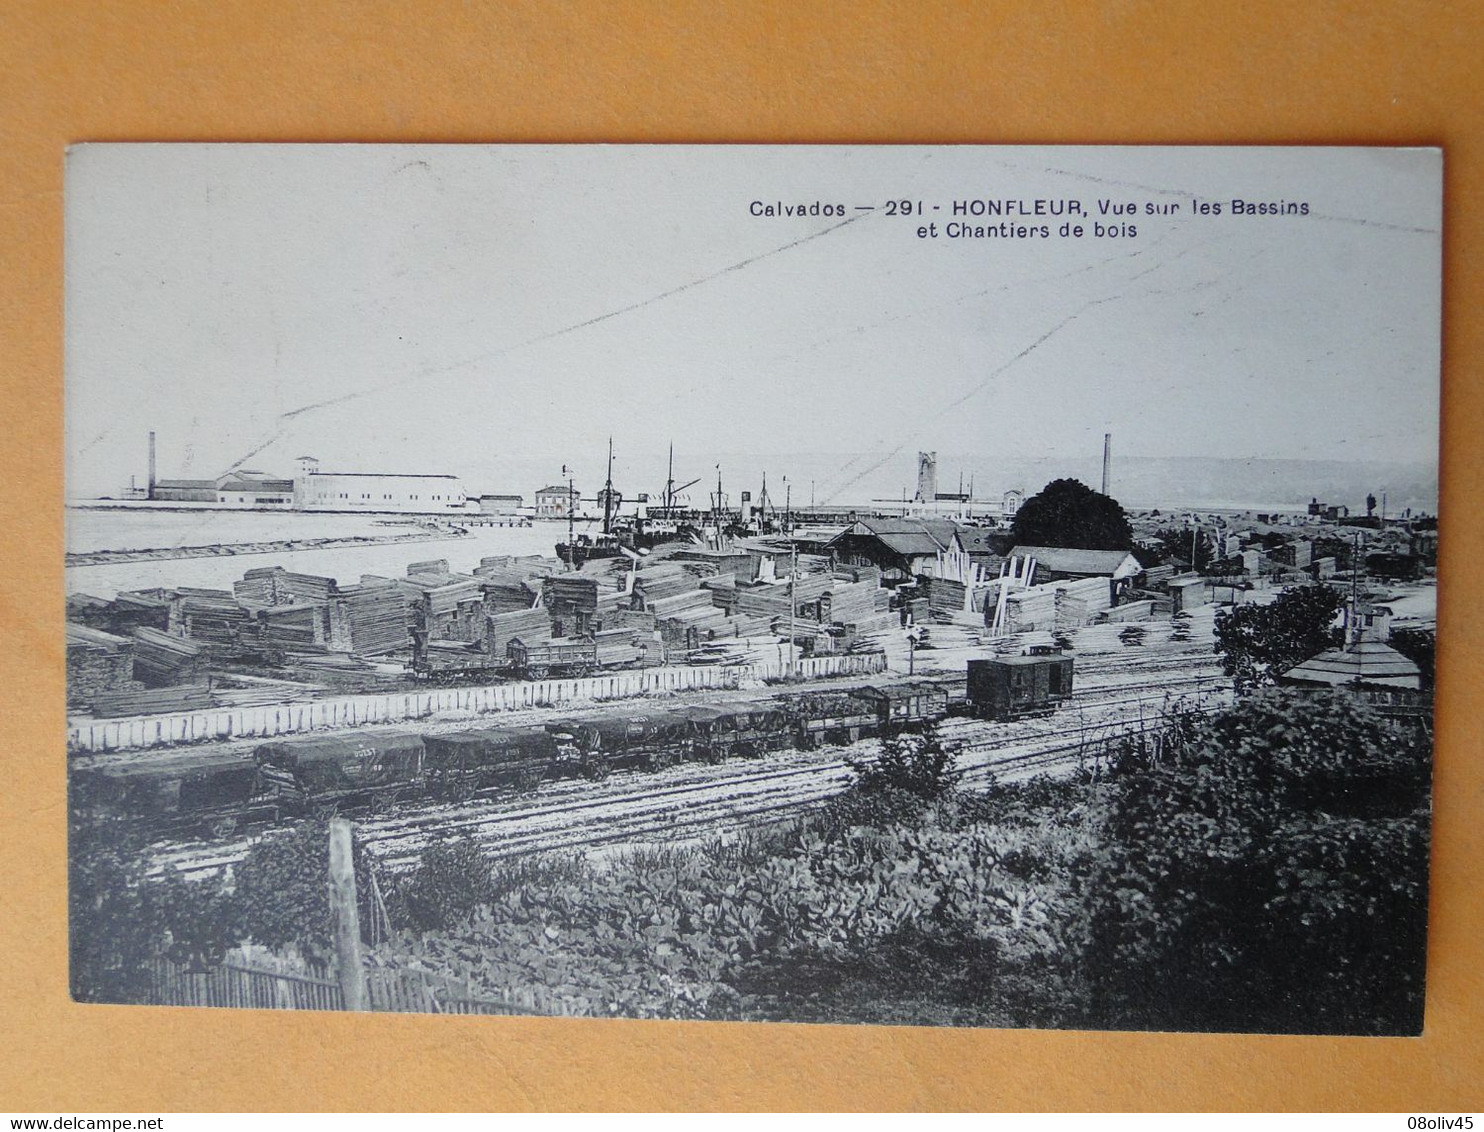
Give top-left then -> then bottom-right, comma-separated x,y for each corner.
602,436 -> 614,536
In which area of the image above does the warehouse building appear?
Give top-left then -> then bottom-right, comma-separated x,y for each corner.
291,456 -> 469,514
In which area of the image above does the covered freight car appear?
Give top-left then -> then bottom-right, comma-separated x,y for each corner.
421,725 -> 555,796
73,751 -> 275,837
545,709 -> 691,778
966,652 -> 1074,720
679,700 -> 792,762
253,730 -> 426,810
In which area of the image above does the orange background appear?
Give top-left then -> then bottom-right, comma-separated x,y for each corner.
2,0 -> 1480,1112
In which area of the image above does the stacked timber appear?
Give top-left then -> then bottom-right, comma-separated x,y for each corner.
593,628 -> 643,668
926,576 -> 968,619
131,626 -> 209,687
255,605 -> 327,652
102,593 -> 172,637
66,623 -> 140,709
234,567 -> 338,607
341,578 -> 417,655
823,580 -> 890,627
90,684 -> 214,719
173,588 -> 254,652
734,584 -> 793,619
593,608 -> 656,634
407,559 -> 450,577
485,607 -> 552,657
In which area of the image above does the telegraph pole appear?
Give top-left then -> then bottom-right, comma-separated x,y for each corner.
562,463 -> 575,571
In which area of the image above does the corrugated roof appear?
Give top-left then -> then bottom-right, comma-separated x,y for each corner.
1010,546 -> 1141,576
1281,641 -> 1422,688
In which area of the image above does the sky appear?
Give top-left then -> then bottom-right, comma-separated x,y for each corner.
65,145 -> 1442,505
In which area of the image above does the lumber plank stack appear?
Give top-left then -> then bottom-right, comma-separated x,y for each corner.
66,623 -> 141,708
90,684 -> 215,719
341,578 -> 417,655
131,626 -> 209,687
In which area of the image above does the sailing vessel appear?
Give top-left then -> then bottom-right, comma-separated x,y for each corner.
555,441 -> 702,567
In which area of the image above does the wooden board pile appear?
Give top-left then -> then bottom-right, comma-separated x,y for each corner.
822,579 -> 892,627
593,627 -> 647,668
172,588 -> 255,653
926,576 -> 969,618
65,623 -> 141,708
95,590 -> 173,636
734,583 -> 793,619
1003,576 -> 1112,633
131,626 -> 209,687
407,559 -> 450,576
90,684 -> 215,719
234,567 -> 338,607
255,605 -> 327,652
340,577 -> 418,655
485,607 -> 552,657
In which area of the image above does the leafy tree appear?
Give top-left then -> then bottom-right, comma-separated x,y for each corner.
1214,585 -> 1343,693
845,723 -> 958,799
1086,689 -> 1431,1034
1388,626 -> 1435,691
392,837 -> 497,932
69,816 -> 162,1003
1010,478 -> 1132,550
1151,526 -> 1213,571
232,821 -> 378,956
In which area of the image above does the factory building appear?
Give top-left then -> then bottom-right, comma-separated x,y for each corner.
291,456 -> 468,513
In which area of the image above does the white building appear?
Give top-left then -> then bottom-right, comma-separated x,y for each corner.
292,456 -> 468,513
534,483 -> 579,517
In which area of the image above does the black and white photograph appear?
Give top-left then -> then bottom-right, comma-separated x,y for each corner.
65,144 -> 1439,1034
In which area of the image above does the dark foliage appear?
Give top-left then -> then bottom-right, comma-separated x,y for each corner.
844,723 -> 958,799
1214,584 -> 1344,693
68,816 -> 161,1003
1388,626 -> 1435,690
231,821 -> 378,957
390,837 -> 498,932
1010,478 -> 1133,551
1151,526 -> 1213,571
1085,689 -> 1431,1034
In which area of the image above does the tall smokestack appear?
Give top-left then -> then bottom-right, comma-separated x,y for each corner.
1101,432 -> 1111,495
148,431 -> 157,495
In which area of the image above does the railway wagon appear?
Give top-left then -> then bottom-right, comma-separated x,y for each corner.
73,751 -> 276,838
545,709 -> 691,778
679,700 -> 792,762
775,688 -> 882,749
253,730 -> 427,811
966,652 -> 1075,720
851,681 -> 951,730
507,636 -> 598,679
420,725 -> 555,796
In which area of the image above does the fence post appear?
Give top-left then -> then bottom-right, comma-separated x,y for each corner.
328,818 -> 368,1011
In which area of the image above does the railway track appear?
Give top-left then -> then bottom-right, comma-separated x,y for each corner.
147,672 -> 1230,878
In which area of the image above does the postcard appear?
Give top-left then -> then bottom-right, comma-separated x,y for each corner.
65,144 -> 1439,1033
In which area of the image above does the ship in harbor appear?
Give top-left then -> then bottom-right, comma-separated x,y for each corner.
555,441 -> 707,568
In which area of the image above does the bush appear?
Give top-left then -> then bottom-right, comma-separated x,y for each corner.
845,723 -> 958,799
232,821 -> 379,957
1086,688 -> 1431,1034
390,837 -> 498,933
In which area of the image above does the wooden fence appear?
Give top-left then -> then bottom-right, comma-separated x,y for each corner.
149,955 -> 585,1016
68,651 -> 887,753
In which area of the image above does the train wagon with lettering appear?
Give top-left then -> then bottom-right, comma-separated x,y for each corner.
420,725 -> 558,797
506,636 -> 598,679
72,751 -> 277,838
545,709 -> 692,779
253,730 -> 427,812
679,700 -> 793,762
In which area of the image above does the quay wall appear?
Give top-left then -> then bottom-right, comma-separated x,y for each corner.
67,652 -> 889,753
